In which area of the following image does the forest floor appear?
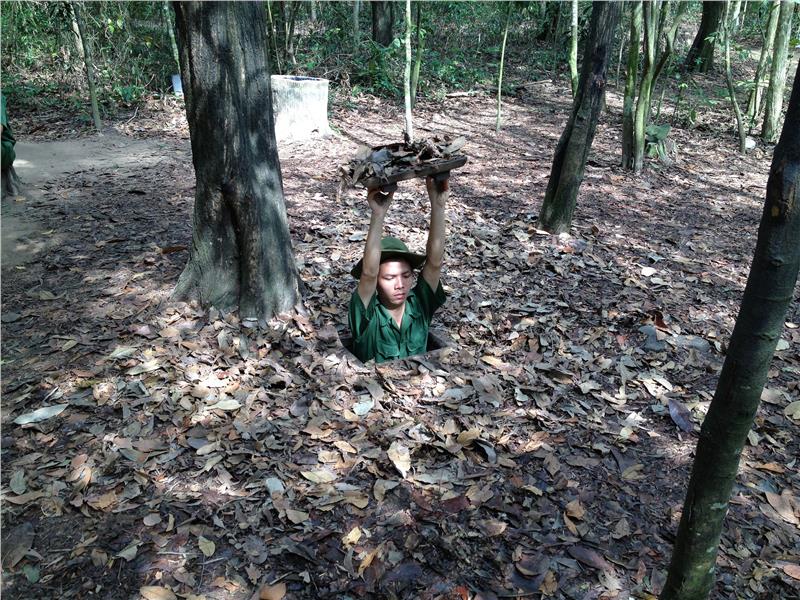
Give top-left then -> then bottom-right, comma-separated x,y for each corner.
2,71 -> 799,600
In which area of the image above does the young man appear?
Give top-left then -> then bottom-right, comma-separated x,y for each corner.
348,176 -> 448,363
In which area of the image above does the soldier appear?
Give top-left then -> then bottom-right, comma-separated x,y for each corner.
348,176 -> 448,363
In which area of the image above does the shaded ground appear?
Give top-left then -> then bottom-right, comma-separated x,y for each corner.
2,74 -> 799,600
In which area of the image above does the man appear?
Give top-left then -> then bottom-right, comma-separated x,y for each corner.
348,176 -> 448,363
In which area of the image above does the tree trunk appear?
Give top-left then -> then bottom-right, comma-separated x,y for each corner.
353,0 -> 361,55
172,1 -> 301,320
621,1 -> 643,171
569,0 -> 579,98
371,0 -> 393,46
538,1 -> 620,233
410,2 -> 424,108
631,0 -> 660,173
266,1 -> 283,75
496,1 -> 512,132
722,0 -> 746,154
662,60 -> 800,600
730,0 -> 743,30
403,0 -> 413,143
745,0 -> 779,128
685,0 -> 724,72
71,1 -> 103,133
761,0 -> 795,143
163,1 -> 181,73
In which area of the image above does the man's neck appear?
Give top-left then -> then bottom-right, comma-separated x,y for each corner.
383,301 -> 406,328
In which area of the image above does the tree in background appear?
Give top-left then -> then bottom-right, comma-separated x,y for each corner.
569,0 -> 579,98
685,1 -> 724,73
496,1 -> 513,132
662,61 -> 800,600
721,0 -> 746,154
761,0 -> 795,143
71,1 -> 102,133
745,0 -> 780,128
172,1 -> 301,320
538,1 -> 620,233
621,1 -> 687,172
371,0 -> 393,47
403,0 -> 413,143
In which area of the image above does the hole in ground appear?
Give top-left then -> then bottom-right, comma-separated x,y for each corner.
338,330 -> 452,364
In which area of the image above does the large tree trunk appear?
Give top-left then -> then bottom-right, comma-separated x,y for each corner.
745,0 -> 780,128
761,0 -> 795,143
172,1 -> 300,320
662,61 -> 800,600
371,0 -> 393,46
538,1 -> 620,233
685,0 -> 724,73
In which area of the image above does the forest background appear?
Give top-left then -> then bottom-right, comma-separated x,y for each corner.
1,2 -> 799,600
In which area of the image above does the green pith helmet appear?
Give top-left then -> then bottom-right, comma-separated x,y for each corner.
350,236 -> 426,278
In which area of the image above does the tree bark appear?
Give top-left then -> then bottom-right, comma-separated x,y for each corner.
761,0 -> 795,143
71,1 -> 103,133
685,0 -> 724,72
163,1 -> 181,73
403,0 -> 413,143
631,1 -> 660,173
662,60 -> 800,600
410,1 -> 424,108
353,0 -> 361,55
569,0 -> 579,98
622,1 -> 642,171
371,0 -> 393,46
172,1 -> 301,320
722,0 -> 746,154
538,1 -> 620,233
496,1 -> 512,132
745,0 -> 779,128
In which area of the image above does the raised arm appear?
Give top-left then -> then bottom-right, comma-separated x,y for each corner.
421,176 -> 448,290
357,188 -> 393,307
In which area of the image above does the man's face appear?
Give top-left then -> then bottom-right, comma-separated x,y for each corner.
377,260 -> 413,309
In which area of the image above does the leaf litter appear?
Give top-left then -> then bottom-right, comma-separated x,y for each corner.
1,80 -> 799,600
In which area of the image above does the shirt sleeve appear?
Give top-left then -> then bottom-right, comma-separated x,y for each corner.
412,277 -> 446,322
348,289 -> 379,339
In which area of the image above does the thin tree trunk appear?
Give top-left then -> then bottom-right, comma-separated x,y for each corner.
70,6 -> 85,62
266,1 -> 283,74
539,1 -> 621,233
730,0 -> 743,30
722,1 -> 746,154
172,1 -> 300,319
622,1 -> 642,171
403,0 -> 413,143
761,0 -> 795,143
353,0 -> 361,55
285,0 -> 299,69
746,0 -> 779,128
685,0 -> 724,72
163,1 -> 180,73
410,2 -> 424,108
662,60 -> 800,600
569,0 -> 579,97
71,2 -> 102,133
496,1 -> 512,132
631,0 -> 659,173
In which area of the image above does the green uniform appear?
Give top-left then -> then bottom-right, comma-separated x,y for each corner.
348,278 -> 446,363
1,94 -> 15,170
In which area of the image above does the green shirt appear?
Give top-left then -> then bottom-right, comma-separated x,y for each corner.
348,278 -> 446,363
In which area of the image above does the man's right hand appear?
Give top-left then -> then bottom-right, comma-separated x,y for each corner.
367,188 -> 394,213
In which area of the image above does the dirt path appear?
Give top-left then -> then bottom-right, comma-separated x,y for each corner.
2,134 -> 185,268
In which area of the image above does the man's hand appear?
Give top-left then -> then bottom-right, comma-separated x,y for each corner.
368,188 -> 394,214
425,175 -> 449,207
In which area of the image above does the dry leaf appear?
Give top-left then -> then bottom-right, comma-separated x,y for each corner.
198,536 -> 216,557
259,582 -> 286,600
139,586 -> 177,600
387,441 -> 411,478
